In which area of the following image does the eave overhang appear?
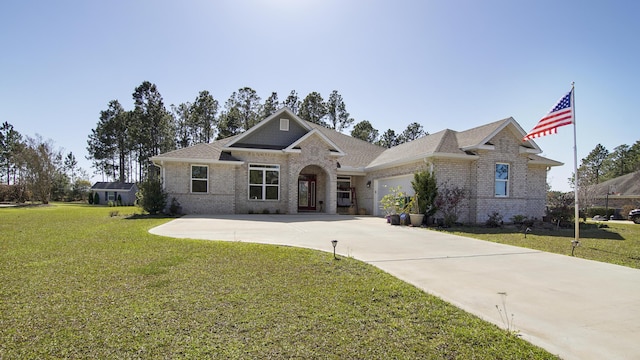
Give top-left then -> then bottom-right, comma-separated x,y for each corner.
151,157 -> 245,166
365,152 -> 479,172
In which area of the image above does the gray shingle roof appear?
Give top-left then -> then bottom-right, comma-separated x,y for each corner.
91,182 -> 137,190
152,113 -> 559,171
306,122 -> 386,168
592,170 -> 640,196
455,118 -> 509,149
152,136 -> 240,162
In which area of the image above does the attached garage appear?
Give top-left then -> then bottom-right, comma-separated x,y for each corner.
373,175 -> 415,216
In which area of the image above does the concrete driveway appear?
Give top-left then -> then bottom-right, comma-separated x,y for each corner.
150,214 -> 640,360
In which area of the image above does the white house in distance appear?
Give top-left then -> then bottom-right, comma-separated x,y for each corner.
90,182 -> 138,205
151,107 -> 561,223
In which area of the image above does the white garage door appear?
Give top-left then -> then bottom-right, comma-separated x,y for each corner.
373,175 -> 415,216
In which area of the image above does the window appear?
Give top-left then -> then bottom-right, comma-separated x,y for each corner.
249,164 -> 280,200
191,165 -> 208,193
495,163 -> 509,197
337,176 -> 352,207
280,118 -> 289,131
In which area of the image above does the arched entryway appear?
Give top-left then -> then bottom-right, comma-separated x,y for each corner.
297,165 -> 329,213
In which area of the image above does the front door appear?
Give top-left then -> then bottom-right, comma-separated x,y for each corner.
298,175 -> 316,211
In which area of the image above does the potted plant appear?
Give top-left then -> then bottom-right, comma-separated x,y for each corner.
379,186 -> 406,225
407,194 -> 424,227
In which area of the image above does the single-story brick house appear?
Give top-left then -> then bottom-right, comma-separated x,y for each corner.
90,182 -> 138,205
151,107 -> 561,223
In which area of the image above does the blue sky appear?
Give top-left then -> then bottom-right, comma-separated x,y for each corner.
1,0 -> 638,191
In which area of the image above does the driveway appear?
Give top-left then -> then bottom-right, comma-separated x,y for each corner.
150,214 -> 640,360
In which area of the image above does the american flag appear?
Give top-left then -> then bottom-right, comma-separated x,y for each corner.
523,89 -> 574,141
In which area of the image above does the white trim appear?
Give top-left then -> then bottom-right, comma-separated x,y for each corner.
528,158 -> 564,166
151,157 -> 244,166
365,152 -> 478,172
462,144 -> 495,151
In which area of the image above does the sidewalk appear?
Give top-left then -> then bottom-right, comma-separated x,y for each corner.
150,214 -> 640,360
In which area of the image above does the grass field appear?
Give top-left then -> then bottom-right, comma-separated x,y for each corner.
440,221 -> 640,269
0,204 -> 557,359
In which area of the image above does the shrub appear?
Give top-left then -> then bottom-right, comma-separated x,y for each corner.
585,207 -> 615,219
93,192 -> 100,205
510,214 -> 526,225
136,177 -> 167,215
88,192 -> 94,204
169,197 -> 181,216
486,212 -> 503,228
0,184 -> 29,203
411,170 -> 438,216
117,194 -> 122,206
434,183 -> 467,227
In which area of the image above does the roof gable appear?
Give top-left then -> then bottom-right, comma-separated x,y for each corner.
457,117 -> 541,154
225,107 -> 311,150
284,129 -> 345,156
306,122 -> 386,170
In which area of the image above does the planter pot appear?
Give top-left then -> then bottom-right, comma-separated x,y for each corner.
390,214 -> 401,225
410,214 -> 424,227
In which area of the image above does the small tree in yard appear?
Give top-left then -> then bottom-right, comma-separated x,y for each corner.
434,183 -> 467,227
411,169 -> 438,217
137,177 -> 167,215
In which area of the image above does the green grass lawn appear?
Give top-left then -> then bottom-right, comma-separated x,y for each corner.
0,204 -> 557,359
440,221 -> 640,269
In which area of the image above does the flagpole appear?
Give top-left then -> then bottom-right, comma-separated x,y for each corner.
572,82 -> 579,243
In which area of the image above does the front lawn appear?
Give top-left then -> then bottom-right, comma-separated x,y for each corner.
440,221 -> 640,269
0,204 -> 556,359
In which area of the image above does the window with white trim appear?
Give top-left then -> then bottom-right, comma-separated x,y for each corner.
280,118 -> 289,131
495,163 -> 509,197
191,165 -> 208,193
249,164 -> 280,200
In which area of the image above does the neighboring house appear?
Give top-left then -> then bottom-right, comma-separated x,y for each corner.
151,107 -> 561,223
590,171 -> 640,209
90,182 -> 138,205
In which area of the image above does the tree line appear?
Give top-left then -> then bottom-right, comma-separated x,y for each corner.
0,122 -> 88,203
576,141 -> 640,187
87,81 -> 428,183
